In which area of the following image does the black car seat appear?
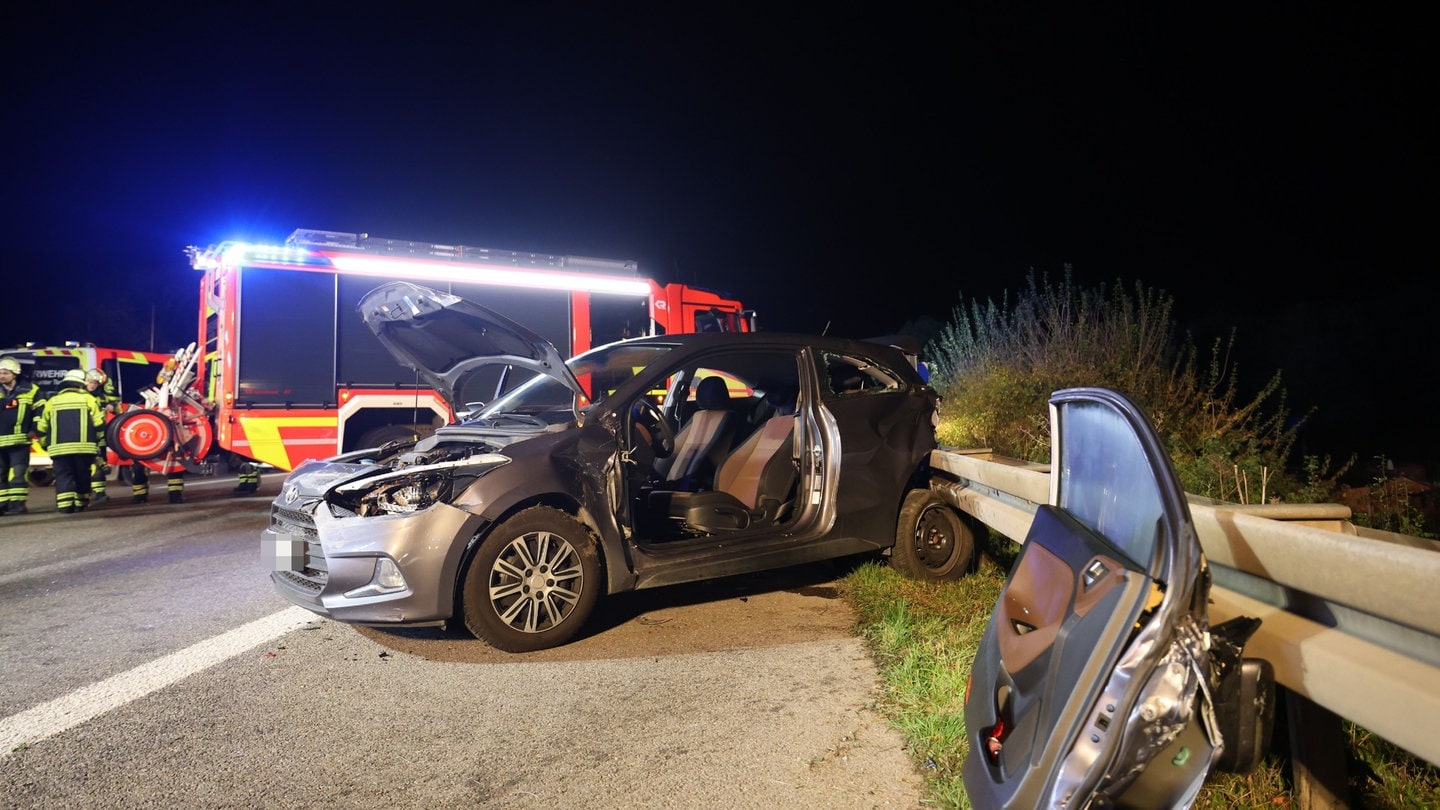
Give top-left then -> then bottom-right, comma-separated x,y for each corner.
655,375 -> 738,489
650,393 -> 799,533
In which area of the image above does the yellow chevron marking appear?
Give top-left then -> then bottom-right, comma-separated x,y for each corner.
235,416 -> 336,470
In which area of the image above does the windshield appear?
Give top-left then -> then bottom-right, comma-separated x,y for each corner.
470,341 -> 677,422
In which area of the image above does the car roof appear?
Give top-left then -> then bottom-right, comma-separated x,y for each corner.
614,331 -> 926,377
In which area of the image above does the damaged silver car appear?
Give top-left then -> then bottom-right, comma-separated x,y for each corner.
261,281 -> 974,651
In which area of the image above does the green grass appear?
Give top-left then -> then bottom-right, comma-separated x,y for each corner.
839,537 -> 1440,809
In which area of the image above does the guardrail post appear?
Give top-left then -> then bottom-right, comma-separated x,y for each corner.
1284,687 -> 1351,809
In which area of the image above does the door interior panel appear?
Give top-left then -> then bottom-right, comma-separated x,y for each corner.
997,539 -> 1130,674
968,504 -> 1153,806
997,540 -> 1072,673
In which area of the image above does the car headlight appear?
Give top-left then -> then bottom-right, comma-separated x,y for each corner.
372,475 -> 449,514
332,453 -> 510,516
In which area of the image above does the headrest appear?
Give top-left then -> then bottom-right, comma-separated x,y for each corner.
763,385 -> 797,415
694,376 -> 731,410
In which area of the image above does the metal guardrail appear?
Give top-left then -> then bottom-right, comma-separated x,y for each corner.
926,447 -> 1440,771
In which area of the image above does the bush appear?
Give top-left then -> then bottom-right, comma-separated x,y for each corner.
925,267 -> 1347,502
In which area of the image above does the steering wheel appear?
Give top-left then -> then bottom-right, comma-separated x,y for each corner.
632,398 -> 675,458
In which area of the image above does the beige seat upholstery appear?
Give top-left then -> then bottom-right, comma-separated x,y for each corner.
655,376 -> 736,488
650,407 -> 798,534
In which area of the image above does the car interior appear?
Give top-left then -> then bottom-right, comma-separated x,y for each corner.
632,355 -> 804,541
648,396 -> 798,534
654,375 -> 738,490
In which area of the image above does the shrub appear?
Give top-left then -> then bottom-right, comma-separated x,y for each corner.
925,267 -> 1346,501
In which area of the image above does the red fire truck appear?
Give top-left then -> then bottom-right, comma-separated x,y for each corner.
111,228 -> 755,474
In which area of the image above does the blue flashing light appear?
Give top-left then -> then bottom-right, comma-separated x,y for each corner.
225,242 -> 334,269
189,241 -> 336,272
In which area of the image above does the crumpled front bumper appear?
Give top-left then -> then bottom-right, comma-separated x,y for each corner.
262,499 -> 482,626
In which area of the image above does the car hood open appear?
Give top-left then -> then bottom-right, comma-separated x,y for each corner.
358,281 -> 586,411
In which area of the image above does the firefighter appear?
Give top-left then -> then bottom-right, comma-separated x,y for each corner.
130,362 -> 188,504
167,470 -> 185,503
127,463 -> 185,504
35,369 -> 105,513
233,462 -> 261,494
129,462 -> 150,503
126,363 -> 183,505
84,368 -> 119,504
85,368 -> 119,412
0,356 -> 41,515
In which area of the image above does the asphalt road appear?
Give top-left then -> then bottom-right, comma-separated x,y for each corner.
0,475 -> 927,809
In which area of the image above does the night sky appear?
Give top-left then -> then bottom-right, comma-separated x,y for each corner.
7,6 -> 1435,471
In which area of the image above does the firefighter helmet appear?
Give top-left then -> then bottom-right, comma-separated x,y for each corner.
0,356 -> 19,374
86,368 -> 108,385
62,369 -> 87,386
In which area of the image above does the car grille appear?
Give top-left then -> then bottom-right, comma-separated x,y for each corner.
271,503 -> 328,589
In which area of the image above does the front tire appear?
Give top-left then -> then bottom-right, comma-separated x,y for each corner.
461,506 -> 601,652
892,489 -> 975,581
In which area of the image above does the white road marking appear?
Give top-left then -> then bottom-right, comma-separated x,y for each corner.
0,606 -> 316,756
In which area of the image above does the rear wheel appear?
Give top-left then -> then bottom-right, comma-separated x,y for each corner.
461,506 -> 601,652
892,489 -> 975,581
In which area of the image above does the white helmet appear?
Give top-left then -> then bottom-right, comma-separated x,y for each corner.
0,356 -> 19,375
62,369 -> 87,386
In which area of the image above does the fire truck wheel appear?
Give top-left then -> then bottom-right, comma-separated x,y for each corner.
27,467 -> 55,487
357,424 -> 425,452
107,409 -> 174,461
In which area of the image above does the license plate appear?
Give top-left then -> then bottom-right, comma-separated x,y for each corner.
262,536 -> 306,572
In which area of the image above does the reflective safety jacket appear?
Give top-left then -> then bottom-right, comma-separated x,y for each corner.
0,380 -> 40,448
36,385 -> 105,456
88,379 -> 121,414
85,383 -> 118,452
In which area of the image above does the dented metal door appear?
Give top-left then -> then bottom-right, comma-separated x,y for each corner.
963,387 -> 1219,809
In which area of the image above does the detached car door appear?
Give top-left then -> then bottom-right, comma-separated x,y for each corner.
963,387 -> 1236,809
